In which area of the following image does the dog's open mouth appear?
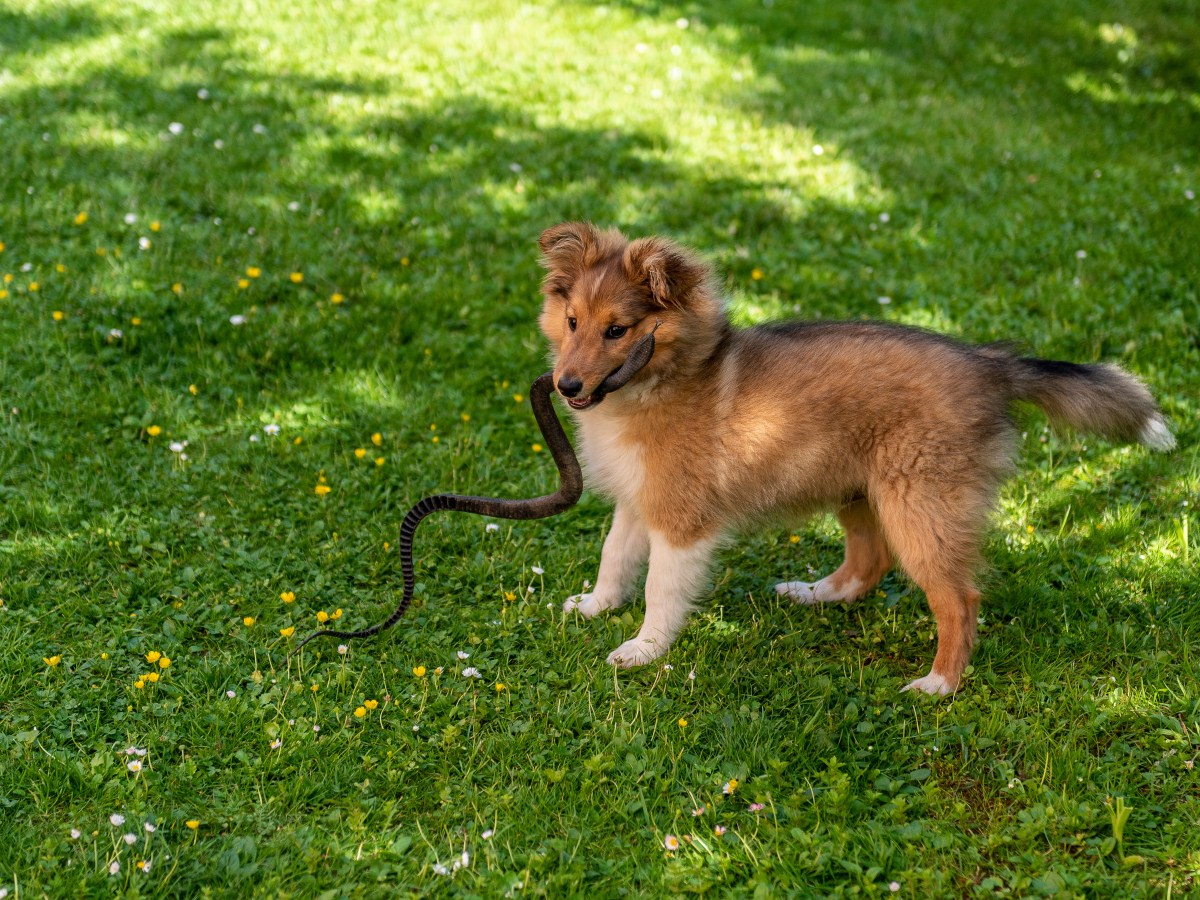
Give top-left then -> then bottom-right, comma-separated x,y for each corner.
567,393 -> 604,411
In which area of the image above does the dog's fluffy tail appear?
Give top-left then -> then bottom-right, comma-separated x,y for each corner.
1001,355 -> 1175,450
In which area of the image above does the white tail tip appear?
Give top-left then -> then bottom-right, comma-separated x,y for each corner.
1139,415 -> 1176,451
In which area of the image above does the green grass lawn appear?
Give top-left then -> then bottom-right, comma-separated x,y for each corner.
1,0 -> 1198,895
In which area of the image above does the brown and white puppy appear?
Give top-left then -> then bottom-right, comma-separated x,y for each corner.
537,222 -> 1175,695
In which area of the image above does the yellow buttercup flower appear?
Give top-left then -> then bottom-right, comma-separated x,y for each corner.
30,282 -> 40,292
531,444 -> 542,453
172,283 -> 183,295
131,316 -> 142,326
374,457 -> 385,466
44,655 -> 62,667
289,272 -> 303,283
158,657 -> 171,669
185,820 -> 199,830
150,221 -> 161,232
364,699 -> 378,710
56,263 -> 66,273
751,268 -> 763,281
371,433 -> 382,446
331,293 -> 344,304
495,683 -> 506,692
678,718 -> 688,728
145,651 -> 161,664
147,425 -> 162,437
315,484 -> 331,496
279,626 -> 295,638
243,617 -> 255,627
413,665 -> 426,677
354,706 -> 366,718
237,279 -> 249,289
74,211 -> 88,225
316,611 -> 330,624
0,290 -> 8,299
246,266 -> 261,278
280,591 -> 296,603
188,384 -> 198,395
134,679 -> 145,690
146,672 -> 159,683
354,448 -> 366,459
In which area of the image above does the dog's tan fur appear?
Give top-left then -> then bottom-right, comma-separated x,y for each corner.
538,222 -> 1174,694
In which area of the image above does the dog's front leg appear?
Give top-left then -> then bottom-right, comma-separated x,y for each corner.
606,532 -> 716,668
564,504 -> 648,618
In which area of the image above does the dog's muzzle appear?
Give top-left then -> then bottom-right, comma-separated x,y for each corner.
563,320 -> 660,410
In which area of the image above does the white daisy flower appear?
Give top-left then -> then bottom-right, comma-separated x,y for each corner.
457,651 -> 470,660
531,565 -> 544,575
123,833 -> 137,845
109,861 -> 120,875
485,523 -> 499,533
263,423 -> 280,436
229,314 -> 247,326
462,667 -> 482,679
126,760 -> 142,773
168,122 -> 184,135
109,814 -> 125,826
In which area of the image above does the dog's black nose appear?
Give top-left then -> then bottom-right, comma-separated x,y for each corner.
557,376 -> 583,398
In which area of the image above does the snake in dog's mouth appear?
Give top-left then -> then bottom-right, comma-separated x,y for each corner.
289,321 -> 660,656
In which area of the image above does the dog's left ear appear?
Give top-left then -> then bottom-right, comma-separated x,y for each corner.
622,237 -> 707,309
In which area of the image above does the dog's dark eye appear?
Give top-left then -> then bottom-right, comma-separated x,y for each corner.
567,317 -> 577,332
605,325 -> 627,340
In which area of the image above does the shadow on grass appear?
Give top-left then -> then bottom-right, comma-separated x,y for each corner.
0,2 -> 109,56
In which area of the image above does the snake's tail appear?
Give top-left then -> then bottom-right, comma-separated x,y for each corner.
288,493 -> 455,659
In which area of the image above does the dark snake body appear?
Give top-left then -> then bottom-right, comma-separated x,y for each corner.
290,324 -> 659,655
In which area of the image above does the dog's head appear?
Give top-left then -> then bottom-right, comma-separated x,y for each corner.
537,222 -> 722,410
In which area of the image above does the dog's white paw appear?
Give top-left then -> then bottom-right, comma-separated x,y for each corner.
563,592 -> 617,618
775,577 -> 860,605
606,637 -> 664,668
900,672 -> 956,696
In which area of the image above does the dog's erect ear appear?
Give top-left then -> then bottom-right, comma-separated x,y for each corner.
538,222 -> 602,299
622,236 -> 707,309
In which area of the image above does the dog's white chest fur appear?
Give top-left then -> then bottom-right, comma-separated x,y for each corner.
576,411 -> 644,505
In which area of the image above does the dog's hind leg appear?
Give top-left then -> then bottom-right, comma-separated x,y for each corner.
776,498 -> 892,604
565,504 -> 649,618
874,493 -> 986,696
